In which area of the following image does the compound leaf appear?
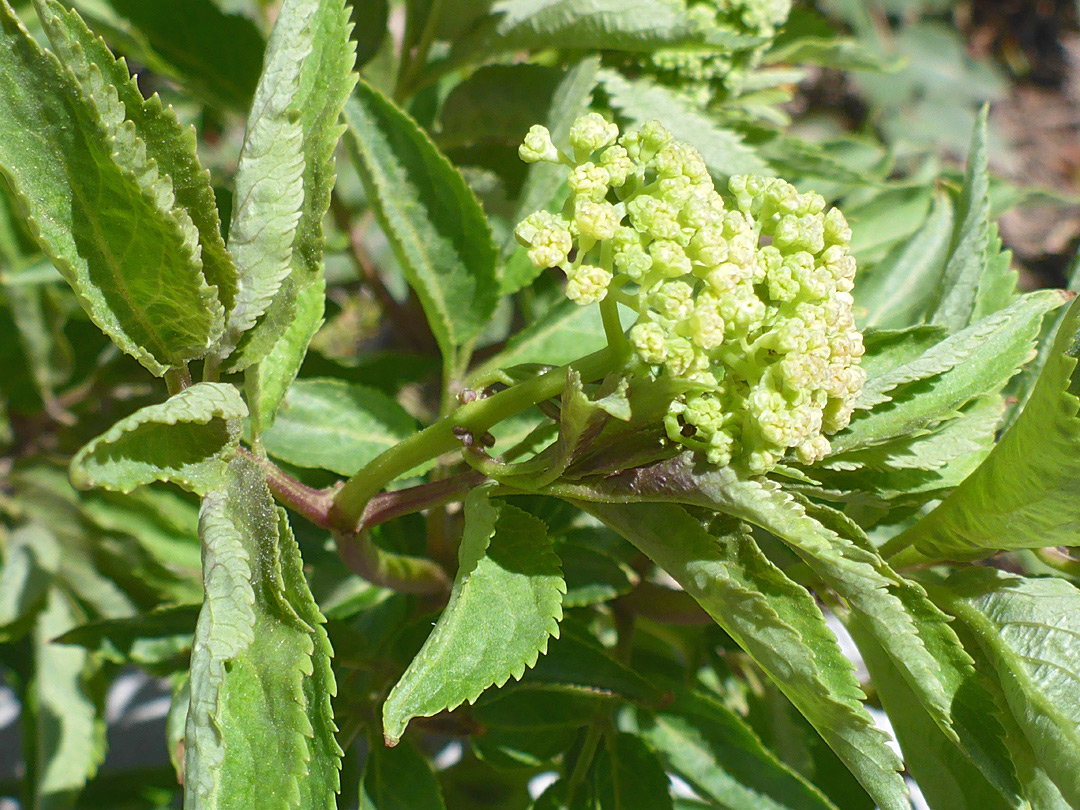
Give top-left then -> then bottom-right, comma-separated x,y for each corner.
70,382 -> 247,495
382,491 -> 564,745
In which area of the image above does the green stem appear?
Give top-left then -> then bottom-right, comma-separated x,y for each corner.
330,348 -> 618,531
245,366 -> 264,450
600,292 -> 629,362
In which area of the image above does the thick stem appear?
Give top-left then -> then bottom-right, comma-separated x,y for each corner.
330,348 -> 618,531
165,365 -> 191,396
241,448 -> 337,530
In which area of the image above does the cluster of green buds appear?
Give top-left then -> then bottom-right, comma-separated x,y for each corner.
648,0 -> 792,104
515,114 -> 865,474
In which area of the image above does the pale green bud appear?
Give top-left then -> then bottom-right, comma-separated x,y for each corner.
519,125 -> 560,163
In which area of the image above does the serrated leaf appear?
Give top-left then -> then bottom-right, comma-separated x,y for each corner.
971,224 -> 1018,322
576,500 -> 907,810
79,0 -> 267,111
70,382 -> 247,495
884,294 -> 1080,565
600,70 -> 769,178
441,0 -> 762,75
501,57 -> 599,295
255,274 -> 326,430
213,0 -> 308,366
594,731 -> 674,810
929,106 -> 992,332
0,522 -> 60,642
360,738 -> 447,810
382,492 -> 565,745
851,621 -> 1018,810
557,541 -> 636,607
185,455 -> 340,810
855,192 -> 954,329
833,290 -> 1066,453
35,0 -> 238,316
344,79 -> 499,362
634,689 -> 840,810
0,0 -> 223,375
30,587 -> 107,810
932,570 -> 1080,807
260,378 -> 419,476
227,0 -> 355,373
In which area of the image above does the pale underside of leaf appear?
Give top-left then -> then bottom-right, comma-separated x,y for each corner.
69,382 -> 247,495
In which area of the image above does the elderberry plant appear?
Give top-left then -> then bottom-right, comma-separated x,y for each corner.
0,2 -> 1078,810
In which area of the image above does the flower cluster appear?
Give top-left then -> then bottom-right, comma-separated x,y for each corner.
649,0 -> 792,104
515,114 -> 865,474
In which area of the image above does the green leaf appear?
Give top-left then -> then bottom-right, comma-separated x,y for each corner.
928,106 -> 993,333
0,0 -> 223,375
185,455 -> 340,810
594,731 -> 674,810
600,70 -> 769,178
225,0 -> 355,372
382,491 -> 565,745
54,603 -> 199,673
29,587 -> 108,810
884,293 -> 1080,565
851,621 -> 1017,810
576,500 -> 907,810
78,0 -> 267,111
360,738 -> 447,810
260,378 -> 419,476
855,192 -> 954,329
254,275 -> 326,430
501,57 -> 599,295
69,382 -> 247,495
634,689 -> 840,810
0,522 -> 60,642
557,540 -> 636,607
441,0 -> 762,74
345,79 -> 498,363
931,570 -> 1080,807
35,0 -> 239,317
833,290 -> 1066,453
468,299 -> 607,384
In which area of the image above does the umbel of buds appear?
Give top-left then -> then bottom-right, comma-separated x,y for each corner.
515,114 -> 865,474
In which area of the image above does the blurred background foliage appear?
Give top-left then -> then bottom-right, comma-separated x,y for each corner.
1,0 -> 1079,808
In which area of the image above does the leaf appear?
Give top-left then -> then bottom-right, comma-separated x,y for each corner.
833,290 -> 1066,453
30,587 -> 108,810
884,293 -> 1080,565
35,0 -> 238,316
851,621 -> 1017,810
855,192 -> 954,329
468,299 -> 607,384
576,500 -> 907,810
54,603 -> 199,673
594,732 -> 674,810
928,106 -> 992,332
70,382 -> 247,495
0,0 -> 223,375
931,570 -> 1080,808
344,79 -> 499,363
225,0 -> 356,372
501,57 -> 599,295
634,689 -> 840,810
567,461 -> 1017,807
254,274 -> 326,430
557,540 -> 636,607
382,491 -> 565,745
260,378 -> 419,476
185,455 -> 340,810
360,738 -> 447,810
600,70 -> 770,178
0,522 -> 60,642
79,0 -> 267,111
441,0 -> 761,74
